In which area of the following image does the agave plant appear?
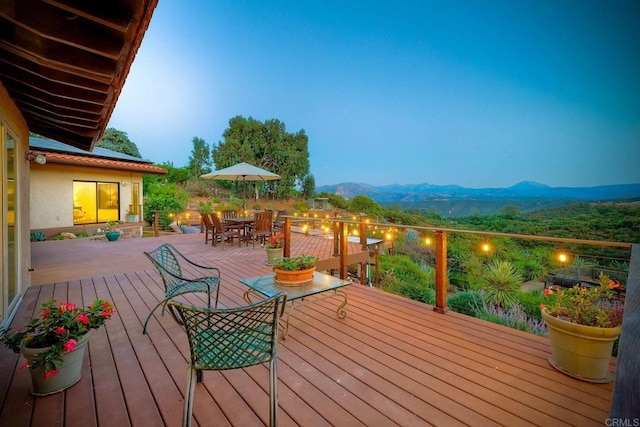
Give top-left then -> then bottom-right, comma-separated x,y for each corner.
481,259 -> 523,309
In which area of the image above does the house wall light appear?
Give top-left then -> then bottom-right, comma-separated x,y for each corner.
26,152 -> 47,165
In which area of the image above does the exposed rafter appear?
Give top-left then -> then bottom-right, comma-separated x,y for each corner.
0,0 -> 157,150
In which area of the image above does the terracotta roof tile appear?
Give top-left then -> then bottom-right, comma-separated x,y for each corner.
34,151 -> 167,175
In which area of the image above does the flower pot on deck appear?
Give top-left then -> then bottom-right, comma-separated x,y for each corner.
265,248 -> 283,265
105,231 -> 120,241
541,308 -> 620,383
273,266 -> 315,287
20,333 -> 90,396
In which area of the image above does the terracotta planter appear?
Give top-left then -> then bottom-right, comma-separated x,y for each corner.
273,266 -> 315,287
265,248 -> 283,265
20,333 -> 90,396
541,308 -> 620,383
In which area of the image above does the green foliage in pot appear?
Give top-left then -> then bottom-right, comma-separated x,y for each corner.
1,299 -> 115,378
541,272 -> 624,328
272,255 -> 318,271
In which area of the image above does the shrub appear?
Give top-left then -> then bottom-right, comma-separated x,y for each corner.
481,260 -> 522,309
475,302 -> 548,336
293,200 -> 310,212
30,231 -> 46,242
378,255 -> 435,304
448,291 -> 483,316
516,289 -> 546,320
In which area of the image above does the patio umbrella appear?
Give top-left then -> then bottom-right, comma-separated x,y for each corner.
201,162 -> 280,209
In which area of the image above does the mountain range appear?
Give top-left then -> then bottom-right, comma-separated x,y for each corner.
315,181 -> 640,216
316,181 -> 640,202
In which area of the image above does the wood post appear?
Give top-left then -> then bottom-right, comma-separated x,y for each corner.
283,217 -> 291,258
339,221 -> 348,280
434,230 -> 448,313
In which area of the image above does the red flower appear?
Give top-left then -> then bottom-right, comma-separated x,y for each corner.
539,304 -> 546,310
77,313 -> 89,325
44,370 -> 60,380
543,288 -> 553,297
55,327 -> 66,335
609,280 -> 621,289
41,309 -> 49,320
63,339 -> 77,353
18,361 -> 29,370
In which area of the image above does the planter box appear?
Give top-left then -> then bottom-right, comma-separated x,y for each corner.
273,267 -> 315,287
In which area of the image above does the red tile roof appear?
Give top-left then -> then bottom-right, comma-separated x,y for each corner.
32,151 -> 167,175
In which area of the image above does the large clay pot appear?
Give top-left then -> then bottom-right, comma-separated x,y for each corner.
541,308 -> 620,383
20,333 -> 90,396
273,266 -> 315,287
265,248 -> 283,265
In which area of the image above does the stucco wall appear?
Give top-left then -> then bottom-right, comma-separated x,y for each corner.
30,163 -> 143,229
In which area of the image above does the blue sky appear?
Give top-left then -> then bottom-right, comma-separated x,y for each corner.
108,0 -> 640,188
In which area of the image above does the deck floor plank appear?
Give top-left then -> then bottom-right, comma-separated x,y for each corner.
0,233 -> 616,426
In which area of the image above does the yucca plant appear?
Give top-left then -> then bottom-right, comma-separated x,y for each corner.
481,260 -> 522,309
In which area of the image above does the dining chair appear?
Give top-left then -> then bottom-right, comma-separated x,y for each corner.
210,213 -> 241,247
200,213 -> 215,245
142,243 -> 220,334
167,292 -> 287,427
245,211 -> 273,248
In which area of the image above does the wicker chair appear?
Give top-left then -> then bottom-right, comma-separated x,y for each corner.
142,244 -> 220,334
167,293 -> 287,427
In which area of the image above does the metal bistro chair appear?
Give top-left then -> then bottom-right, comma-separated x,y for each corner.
142,244 -> 221,334
167,292 -> 287,427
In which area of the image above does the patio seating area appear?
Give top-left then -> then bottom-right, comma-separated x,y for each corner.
0,232 -> 615,426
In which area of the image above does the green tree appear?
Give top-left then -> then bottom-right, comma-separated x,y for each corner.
187,137 -> 211,177
300,174 -> 315,198
96,128 -> 141,157
212,116 -> 310,199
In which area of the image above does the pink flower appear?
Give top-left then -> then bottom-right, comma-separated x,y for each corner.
44,370 -> 59,380
63,339 -> 77,353
77,313 -> 89,325
55,327 -> 66,335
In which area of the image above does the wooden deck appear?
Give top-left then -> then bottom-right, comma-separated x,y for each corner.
0,233 -> 615,426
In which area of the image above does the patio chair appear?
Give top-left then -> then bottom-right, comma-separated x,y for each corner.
245,211 -> 273,248
167,293 -> 287,427
221,209 -> 238,224
142,244 -> 220,334
210,213 -> 242,247
200,213 -> 215,245
273,210 -> 286,232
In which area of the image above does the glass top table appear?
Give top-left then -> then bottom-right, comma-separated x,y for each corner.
240,272 -> 351,338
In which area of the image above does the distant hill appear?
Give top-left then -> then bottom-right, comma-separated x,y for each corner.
316,181 -> 640,217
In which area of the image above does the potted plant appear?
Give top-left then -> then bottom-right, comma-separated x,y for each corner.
540,272 -> 624,383
126,209 -> 137,223
103,221 -> 120,241
272,254 -> 319,286
264,232 -> 285,265
1,298 -> 115,395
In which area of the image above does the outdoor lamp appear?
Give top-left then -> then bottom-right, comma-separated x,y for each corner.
481,243 -> 491,253
26,152 -> 47,165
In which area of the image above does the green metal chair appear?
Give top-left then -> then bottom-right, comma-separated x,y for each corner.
143,243 -> 220,334
167,293 -> 287,427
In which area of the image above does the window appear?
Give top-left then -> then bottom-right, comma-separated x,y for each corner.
73,181 -> 119,224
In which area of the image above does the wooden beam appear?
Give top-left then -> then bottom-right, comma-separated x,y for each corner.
0,69 -> 106,104
0,1 -> 123,59
42,0 -> 132,33
340,222 -> 349,280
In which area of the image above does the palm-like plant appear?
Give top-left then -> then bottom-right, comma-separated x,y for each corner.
481,259 -> 522,309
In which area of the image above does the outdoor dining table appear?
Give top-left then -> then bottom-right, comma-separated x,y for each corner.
224,217 -> 255,243
240,272 -> 351,339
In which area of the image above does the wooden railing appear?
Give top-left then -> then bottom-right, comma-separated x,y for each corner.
281,215 -> 634,313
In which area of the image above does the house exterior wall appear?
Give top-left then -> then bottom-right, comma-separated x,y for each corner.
30,163 -> 143,229
0,81 -> 30,324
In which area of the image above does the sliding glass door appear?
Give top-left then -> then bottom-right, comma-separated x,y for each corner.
2,129 -> 19,324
